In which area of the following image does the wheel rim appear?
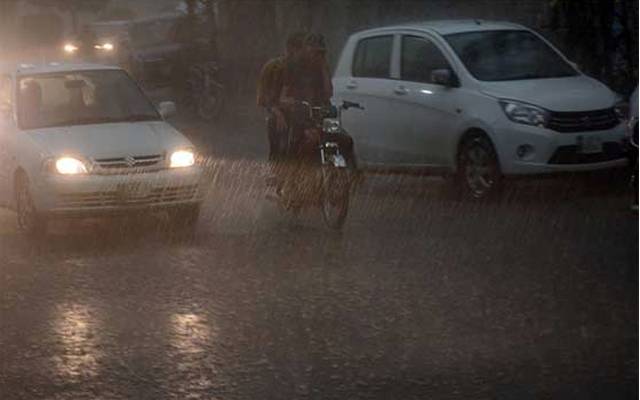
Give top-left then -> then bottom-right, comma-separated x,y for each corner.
17,182 -> 36,231
464,143 -> 496,198
321,169 -> 349,228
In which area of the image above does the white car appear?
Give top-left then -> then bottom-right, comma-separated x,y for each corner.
333,20 -> 628,198
0,62 -> 206,236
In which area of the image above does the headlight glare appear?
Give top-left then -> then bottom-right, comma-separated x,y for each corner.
499,100 -> 549,128
55,157 -> 87,175
97,42 -> 114,51
170,150 -> 195,168
64,43 -> 78,53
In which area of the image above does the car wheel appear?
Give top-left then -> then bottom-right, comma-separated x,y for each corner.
15,173 -> 48,238
457,134 -> 502,200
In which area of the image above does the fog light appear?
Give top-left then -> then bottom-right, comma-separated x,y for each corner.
516,144 -> 535,160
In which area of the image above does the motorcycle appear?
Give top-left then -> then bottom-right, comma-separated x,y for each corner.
184,61 -> 225,121
273,100 -> 362,229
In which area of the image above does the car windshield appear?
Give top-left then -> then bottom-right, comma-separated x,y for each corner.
18,69 -> 160,130
444,30 -> 579,81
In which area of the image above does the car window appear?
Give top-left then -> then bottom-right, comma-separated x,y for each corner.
401,36 -> 452,84
445,30 -> 578,81
352,35 -> 393,79
17,70 -> 160,130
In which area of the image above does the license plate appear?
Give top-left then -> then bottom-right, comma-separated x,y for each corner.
577,135 -> 603,154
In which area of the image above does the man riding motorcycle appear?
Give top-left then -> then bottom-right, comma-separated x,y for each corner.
278,33 -> 354,168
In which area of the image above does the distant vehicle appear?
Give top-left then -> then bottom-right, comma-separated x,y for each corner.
0,63 -> 206,237
62,20 -> 132,66
333,20 -> 629,199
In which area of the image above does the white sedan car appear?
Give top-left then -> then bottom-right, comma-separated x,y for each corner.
0,63 -> 206,236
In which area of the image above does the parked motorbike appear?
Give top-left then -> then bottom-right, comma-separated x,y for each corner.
184,61 -> 225,121
273,100 -> 362,229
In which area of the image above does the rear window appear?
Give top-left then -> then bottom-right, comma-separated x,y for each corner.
352,36 -> 393,78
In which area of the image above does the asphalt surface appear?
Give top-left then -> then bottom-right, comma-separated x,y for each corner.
0,105 -> 638,399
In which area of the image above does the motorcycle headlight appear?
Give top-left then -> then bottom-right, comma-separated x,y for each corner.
499,99 -> 550,128
54,157 -> 88,175
323,118 -> 341,134
170,149 -> 195,168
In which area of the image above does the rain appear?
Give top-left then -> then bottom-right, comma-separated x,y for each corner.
0,0 -> 638,399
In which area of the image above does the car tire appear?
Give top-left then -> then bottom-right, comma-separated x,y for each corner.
456,134 -> 502,200
15,173 -> 48,238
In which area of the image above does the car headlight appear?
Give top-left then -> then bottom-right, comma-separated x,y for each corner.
499,99 -> 550,128
55,157 -> 88,175
170,150 -> 195,168
95,42 -> 114,51
63,43 -> 78,53
323,118 -> 341,134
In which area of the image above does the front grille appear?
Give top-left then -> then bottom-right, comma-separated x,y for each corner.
57,184 -> 199,209
93,154 -> 164,175
548,142 -> 625,164
547,108 -> 619,133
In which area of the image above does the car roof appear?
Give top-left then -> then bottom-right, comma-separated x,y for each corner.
356,19 -> 527,37
0,62 -> 122,76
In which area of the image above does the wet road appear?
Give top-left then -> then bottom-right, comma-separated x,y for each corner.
0,155 -> 637,399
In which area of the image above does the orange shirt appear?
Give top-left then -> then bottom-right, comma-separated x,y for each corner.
256,56 -> 286,109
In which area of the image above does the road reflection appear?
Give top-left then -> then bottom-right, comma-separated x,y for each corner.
171,312 -> 213,355
52,303 -> 103,381
167,310 -> 218,396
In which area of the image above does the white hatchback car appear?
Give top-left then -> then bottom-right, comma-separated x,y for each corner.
333,20 -> 628,198
0,63 -> 206,236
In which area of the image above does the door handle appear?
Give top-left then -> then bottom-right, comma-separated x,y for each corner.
394,85 -> 409,95
346,80 -> 358,90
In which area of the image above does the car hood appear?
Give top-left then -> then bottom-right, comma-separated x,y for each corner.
26,121 -> 193,160
480,75 -> 617,112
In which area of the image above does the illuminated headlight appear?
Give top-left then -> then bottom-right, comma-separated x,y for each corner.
64,43 -> 79,53
499,99 -> 550,128
55,157 -> 88,175
170,150 -> 195,168
323,118 -> 341,134
95,42 -> 114,51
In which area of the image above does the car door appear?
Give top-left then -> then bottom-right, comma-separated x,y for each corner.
388,34 -> 461,166
334,34 -> 397,166
0,75 -> 15,207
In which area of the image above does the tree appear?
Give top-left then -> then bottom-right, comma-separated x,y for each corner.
550,0 -> 637,93
27,0 -> 111,33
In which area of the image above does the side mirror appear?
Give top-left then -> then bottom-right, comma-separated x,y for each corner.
158,101 -> 176,119
431,69 -> 458,87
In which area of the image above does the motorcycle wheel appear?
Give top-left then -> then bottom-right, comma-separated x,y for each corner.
320,167 -> 350,230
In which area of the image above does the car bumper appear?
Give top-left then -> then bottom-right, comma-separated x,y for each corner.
33,166 -> 207,217
495,122 -> 628,175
